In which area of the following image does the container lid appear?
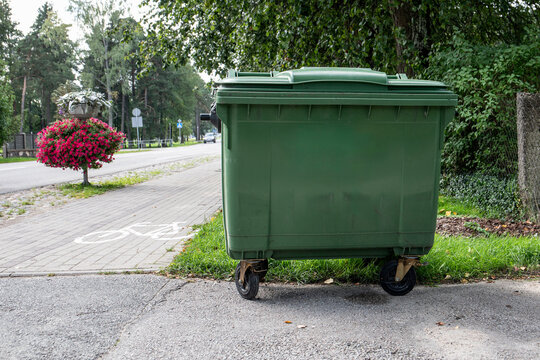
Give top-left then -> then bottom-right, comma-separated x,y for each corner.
216,67 -> 458,106
217,67 -> 451,93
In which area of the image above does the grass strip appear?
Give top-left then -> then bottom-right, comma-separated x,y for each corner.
59,170 -> 162,198
438,195 -> 485,218
167,212 -> 540,284
0,157 -> 36,164
173,140 -> 201,147
118,149 -> 152,154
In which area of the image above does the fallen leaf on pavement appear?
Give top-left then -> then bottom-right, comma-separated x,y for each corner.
297,325 -> 307,329
444,274 -> 452,280
284,321 -> 292,324
324,278 -> 334,284
436,322 -> 445,326
445,211 -> 451,216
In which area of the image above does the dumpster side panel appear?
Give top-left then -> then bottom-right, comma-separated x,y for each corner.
223,102 -> 452,260
222,104 -> 272,257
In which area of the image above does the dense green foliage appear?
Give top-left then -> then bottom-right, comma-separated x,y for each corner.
440,174 -> 522,220
12,4 -> 77,130
0,1 -> 211,146
69,0 -> 213,140
141,0 -> 539,76
167,213 -> 540,284
140,0 -> 540,179
426,32 -> 540,177
0,0 -> 19,65
0,62 -> 16,145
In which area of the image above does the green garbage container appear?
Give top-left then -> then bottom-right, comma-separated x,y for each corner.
206,67 -> 457,299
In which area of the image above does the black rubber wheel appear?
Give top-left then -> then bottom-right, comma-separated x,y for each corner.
235,263 -> 260,300
379,259 -> 416,296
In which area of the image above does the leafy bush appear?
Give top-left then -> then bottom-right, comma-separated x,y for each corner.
36,118 -> 125,184
440,173 -> 522,220
425,31 -> 540,177
0,62 -> 16,146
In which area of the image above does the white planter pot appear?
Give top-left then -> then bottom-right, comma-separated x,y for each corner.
68,103 -> 100,119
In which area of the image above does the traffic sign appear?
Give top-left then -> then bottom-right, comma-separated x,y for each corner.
132,108 -> 141,117
177,122 -> 183,129
132,116 -> 143,128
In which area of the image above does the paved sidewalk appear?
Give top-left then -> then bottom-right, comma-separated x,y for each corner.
0,160 -> 222,276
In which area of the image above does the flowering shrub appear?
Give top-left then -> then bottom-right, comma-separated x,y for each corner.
37,118 -> 125,184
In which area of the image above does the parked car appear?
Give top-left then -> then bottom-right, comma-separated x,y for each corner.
203,133 -> 216,143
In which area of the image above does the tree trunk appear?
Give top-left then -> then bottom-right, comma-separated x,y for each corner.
144,87 -> 148,108
131,64 -> 136,96
195,105 -> 200,141
44,91 -> 51,125
517,92 -> 540,220
390,1 -> 413,76
20,75 -> 27,132
121,91 -> 125,133
82,167 -> 90,186
103,37 -> 113,127
40,88 -> 45,130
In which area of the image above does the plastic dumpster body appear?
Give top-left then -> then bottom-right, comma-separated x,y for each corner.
209,67 -> 457,298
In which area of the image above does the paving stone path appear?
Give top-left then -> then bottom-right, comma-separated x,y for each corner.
0,160 -> 222,276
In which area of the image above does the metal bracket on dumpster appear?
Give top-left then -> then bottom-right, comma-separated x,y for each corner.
239,260 -> 268,283
395,257 -> 421,282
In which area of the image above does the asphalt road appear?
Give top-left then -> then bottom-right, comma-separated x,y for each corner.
0,275 -> 538,360
0,142 -> 221,194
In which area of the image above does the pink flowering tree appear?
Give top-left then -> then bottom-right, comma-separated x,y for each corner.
36,118 -> 125,186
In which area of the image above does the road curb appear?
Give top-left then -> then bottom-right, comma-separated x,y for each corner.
0,268 -> 159,278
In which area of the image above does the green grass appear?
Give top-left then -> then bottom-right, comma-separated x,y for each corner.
118,149 -> 152,154
167,212 -> 540,284
172,140 -> 201,147
419,235 -> 539,283
59,171 -> 162,198
438,195 -> 485,217
0,157 -> 36,164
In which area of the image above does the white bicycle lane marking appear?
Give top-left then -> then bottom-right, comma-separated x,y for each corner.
74,222 -> 199,244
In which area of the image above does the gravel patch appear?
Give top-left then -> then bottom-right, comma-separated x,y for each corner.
437,216 -> 540,237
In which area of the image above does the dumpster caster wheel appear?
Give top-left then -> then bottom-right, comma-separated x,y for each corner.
235,263 -> 259,300
380,259 -> 416,296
